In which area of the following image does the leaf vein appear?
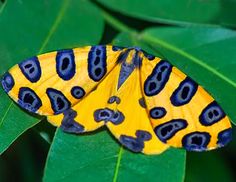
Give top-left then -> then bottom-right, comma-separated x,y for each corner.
38,0 -> 70,53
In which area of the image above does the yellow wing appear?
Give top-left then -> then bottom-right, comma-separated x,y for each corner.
1,45 -> 122,115
47,62 -> 120,133
141,56 -> 232,151
1,45 -> 232,154
103,63 -> 168,154
48,59 -> 169,154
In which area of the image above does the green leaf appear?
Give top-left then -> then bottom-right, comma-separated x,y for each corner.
44,32 -> 186,182
112,26 -> 236,124
0,0 -> 104,75
185,152 -> 234,182
0,87 -> 39,154
98,0 -> 236,27
44,129 -> 185,182
139,27 -> 236,124
0,0 -> 104,153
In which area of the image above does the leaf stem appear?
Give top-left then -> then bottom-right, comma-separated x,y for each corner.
113,147 -> 123,182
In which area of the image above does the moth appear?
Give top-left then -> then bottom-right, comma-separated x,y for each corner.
1,45 -> 232,154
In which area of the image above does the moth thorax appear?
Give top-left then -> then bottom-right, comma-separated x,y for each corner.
126,50 -> 136,64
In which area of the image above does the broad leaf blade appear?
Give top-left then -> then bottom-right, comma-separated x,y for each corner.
186,152 -> 234,182
0,0 -> 104,74
0,87 -> 39,154
44,129 -> 185,182
140,27 -> 236,124
0,0 -> 104,154
98,0 -> 236,27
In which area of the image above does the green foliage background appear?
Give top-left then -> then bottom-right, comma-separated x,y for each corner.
0,0 -> 236,181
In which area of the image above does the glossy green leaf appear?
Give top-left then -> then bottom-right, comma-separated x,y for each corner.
139,27 -> 236,124
98,0 -> 236,27
185,152 -> 234,182
113,27 -> 236,125
0,0 -> 104,153
44,32 -> 186,182
0,87 -> 39,154
0,0 -> 104,74
44,129 -> 185,182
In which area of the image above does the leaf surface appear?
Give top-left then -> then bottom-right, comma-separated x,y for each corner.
0,0 -> 104,154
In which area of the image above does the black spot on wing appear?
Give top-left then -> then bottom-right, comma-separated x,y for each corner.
18,87 -> 42,113
108,96 -> 121,104
199,101 -> 226,126
19,56 -> 41,83
1,72 -> 15,93
150,107 -> 166,119
94,108 -> 124,125
60,109 -> 84,134
182,132 -> 211,151
154,119 -> 187,143
56,49 -> 75,81
88,46 -> 107,82
144,60 -> 172,96
46,88 -> 71,114
119,130 -> 151,153
170,77 -> 198,106
217,128 -> 232,147
138,97 -> 147,108
71,86 -> 85,99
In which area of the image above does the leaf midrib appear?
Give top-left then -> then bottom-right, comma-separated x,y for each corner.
141,32 -> 236,89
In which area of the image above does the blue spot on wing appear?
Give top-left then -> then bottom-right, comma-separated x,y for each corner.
94,108 -> 124,125
112,46 -> 125,51
150,107 -> 166,119
182,132 -> 211,151
143,50 -> 155,60
138,97 -> 147,108
46,88 -> 71,114
108,96 -> 121,104
1,72 -> 15,93
119,130 -> 151,153
119,135 -> 144,153
199,101 -> 226,126
60,109 -> 84,134
154,119 -> 187,143
71,86 -> 85,99
88,46 -> 107,82
18,87 -> 42,113
136,130 -> 152,141
170,77 -> 198,106
217,128 -> 232,147
144,60 -> 172,96
19,56 -> 41,83
56,49 -> 75,81
94,108 -> 113,122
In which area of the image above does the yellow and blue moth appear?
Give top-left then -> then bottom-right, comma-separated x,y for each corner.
1,45 -> 232,154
